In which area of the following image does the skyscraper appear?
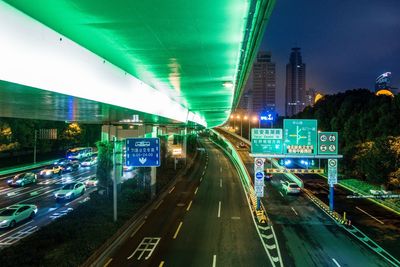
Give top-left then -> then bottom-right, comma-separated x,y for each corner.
249,51 -> 276,114
285,48 -> 306,117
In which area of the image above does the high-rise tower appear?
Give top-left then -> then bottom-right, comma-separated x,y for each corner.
250,51 -> 276,114
285,48 -> 306,116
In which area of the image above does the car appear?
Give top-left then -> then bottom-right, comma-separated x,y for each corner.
84,178 -> 99,187
0,204 -> 38,228
282,181 -> 301,194
237,142 -> 247,149
54,182 -> 85,201
81,157 -> 97,167
264,172 -> 273,181
63,160 -> 80,172
7,172 -> 37,187
123,165 -> 134,172
53,158 -> 70,167
39,166 -> 63,177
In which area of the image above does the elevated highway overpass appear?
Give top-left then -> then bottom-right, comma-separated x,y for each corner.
0,0 -> 275,128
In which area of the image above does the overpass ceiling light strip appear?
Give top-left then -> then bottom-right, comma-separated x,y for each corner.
0,2 -> 208,126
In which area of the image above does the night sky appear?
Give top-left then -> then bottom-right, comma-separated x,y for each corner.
260,0 -> 400,115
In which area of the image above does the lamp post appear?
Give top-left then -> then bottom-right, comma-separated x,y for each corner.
236,114 -> 242,136
244,115 -> 248,139
252,116 -> 259,140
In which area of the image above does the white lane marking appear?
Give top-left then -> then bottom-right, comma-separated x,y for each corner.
154,199 -> 163,210
291,207 -> 298,216
0,221 -> 33,239
131,220 -> 146,238
169,186 -> 175,194
356,206 -> 384,225
332,258 -> 341,267
279,191 -> 284,197
195,187 -> 199,195
127,237 -> 161,260
173,222 -> 183,239
103,258 -> 113,267
186,200 -> 193,211
220,179 -> 222,188
212,254 -> 217,267
217,201 -> 221,218
220,167 -> 222,173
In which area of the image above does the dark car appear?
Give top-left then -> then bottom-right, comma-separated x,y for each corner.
63,160 -> 80,172
7,172 -> 37,187
264,172 -> 273,181
53,158 -> 70,167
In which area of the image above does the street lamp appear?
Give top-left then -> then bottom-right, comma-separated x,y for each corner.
236,114 -> 242,136
243,115 -> 249,139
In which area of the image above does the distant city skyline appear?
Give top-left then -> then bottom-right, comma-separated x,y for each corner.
260,0 -> 400,115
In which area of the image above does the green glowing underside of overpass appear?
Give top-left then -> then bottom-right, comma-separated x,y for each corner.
4,0 -> 275,127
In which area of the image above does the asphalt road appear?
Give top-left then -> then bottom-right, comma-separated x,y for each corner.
105,138 -> 271,267
0,164 -> 99,247
217,129 -> 391,267
299,173 -> 400,258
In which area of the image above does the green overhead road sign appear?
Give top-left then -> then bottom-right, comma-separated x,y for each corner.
251,128 -> 283,154
318,132 -> 338,155
283,119 -> 317,155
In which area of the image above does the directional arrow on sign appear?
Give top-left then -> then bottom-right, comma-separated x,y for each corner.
139,157 -> 147,164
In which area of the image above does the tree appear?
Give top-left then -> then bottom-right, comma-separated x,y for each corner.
96,141 -> 113,192
356,137 -> 396,185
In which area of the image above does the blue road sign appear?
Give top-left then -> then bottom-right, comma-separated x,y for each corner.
125,138 -> 160,167
256,172 -> 264,180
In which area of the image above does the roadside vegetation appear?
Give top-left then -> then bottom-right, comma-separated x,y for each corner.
294,89 -> 400,190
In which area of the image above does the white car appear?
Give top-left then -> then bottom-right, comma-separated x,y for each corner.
282,181 -> 301,194
54,182 -> 86,201
81,157 -> 97,167
84,178 -> 99,187
0,204 -> 38,228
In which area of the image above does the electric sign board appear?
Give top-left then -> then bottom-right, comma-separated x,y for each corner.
125,138 -> 160,167
251,128 -> 283,154
318,132 -> 338,155
283,119 -> 317,155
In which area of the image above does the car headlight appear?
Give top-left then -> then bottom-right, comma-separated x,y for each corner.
15,180 -> 22,184
66,192 -> 73,196
0,220 -> 9,224
46,171 -> 52,175
7,179 -> 12,183
54,193 -> 59,197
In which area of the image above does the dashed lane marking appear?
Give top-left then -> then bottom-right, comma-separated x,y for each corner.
187,200 -> 193,211
217,201 -> 221,218
195,187 -> 199,195
212,254 -> 217,267
169,186 -> 175,194
332,258 -> 341,267
103,258 -> 113,267
291,207 -> 298,216
173,222 -> 183,239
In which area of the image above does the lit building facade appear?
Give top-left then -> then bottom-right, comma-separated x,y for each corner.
285,47 -> 306,117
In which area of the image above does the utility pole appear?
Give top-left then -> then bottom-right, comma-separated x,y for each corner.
33,130 -> 37,164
